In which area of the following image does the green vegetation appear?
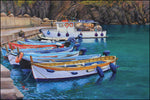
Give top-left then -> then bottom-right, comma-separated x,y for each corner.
15,0 -> 36,7
79,0 -> 134,7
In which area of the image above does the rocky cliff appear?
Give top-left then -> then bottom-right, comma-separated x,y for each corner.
1,0 -> 149,24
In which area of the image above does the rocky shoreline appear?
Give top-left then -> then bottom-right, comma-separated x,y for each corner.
1,1 -> 149,25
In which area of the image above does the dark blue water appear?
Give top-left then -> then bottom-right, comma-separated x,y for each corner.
1,25 -> 149,99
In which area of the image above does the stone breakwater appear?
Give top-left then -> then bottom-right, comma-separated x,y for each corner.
1,14 -> 56,45
1,26 -> 53,45
1,64 -> 24,99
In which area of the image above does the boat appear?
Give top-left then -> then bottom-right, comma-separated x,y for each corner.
39,20 -> 107,39
17,40 -> 65,45
37,34 -> 69,41
1,40 -> 78,58
19,53 -> 101,71
7,51 -> 81,66
24,39 -> 51,43
1,44 -> 75,59
1,46 -> 54,57
31,56 -> 118,80
8,42 -> 64,49
27,54 -> 101,63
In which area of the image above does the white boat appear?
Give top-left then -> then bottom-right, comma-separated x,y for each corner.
40,20 -> 107,39
31,56 -> 118,80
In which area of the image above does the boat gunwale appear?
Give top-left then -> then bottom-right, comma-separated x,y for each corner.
31,56 -> 117,71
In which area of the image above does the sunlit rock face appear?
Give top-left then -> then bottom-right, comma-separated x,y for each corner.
0,1 -> 149,24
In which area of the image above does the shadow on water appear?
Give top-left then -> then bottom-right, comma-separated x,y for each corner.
109,73 -> 116,81
10,65 -> 35,83
36,71 -> 116,93
95,77 -> 103,85
95,71 -> 116,85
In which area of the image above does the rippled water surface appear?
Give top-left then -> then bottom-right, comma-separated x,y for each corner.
1,25 -> 149,99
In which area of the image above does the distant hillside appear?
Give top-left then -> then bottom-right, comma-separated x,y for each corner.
1,0 -> 149,24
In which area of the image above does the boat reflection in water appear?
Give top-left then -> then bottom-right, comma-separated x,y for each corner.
78,38 -> 107,49
36,71 -> 116,93
10,66 -> 34,82
10,66 -> 24,80
99,38 -> 107,48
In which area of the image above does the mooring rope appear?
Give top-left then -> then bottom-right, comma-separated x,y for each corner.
23,71 -> 32,82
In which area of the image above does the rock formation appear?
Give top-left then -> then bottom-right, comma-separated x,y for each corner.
1,12 -> 7,17
0,1 -> 149,24
23,14 -> 30,17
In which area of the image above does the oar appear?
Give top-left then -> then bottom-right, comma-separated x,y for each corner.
49,59 -> 55,62
9,43 -> 14,50
8,42 -> 13,50
17,47 -> 20,54
5,44 -> 8,52
30,56 -> 33,63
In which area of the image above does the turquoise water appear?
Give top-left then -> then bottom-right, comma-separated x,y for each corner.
1,25 -> 149,99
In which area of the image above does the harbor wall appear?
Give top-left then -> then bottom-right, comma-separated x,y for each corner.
1,64 -> 24,99
1,29 -> 40,45
1,16 -> 42,29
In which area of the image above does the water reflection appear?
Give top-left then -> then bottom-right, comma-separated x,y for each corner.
11,67 -> 23,80
78,38 -> 107,49
109,73 -> 116,81
10,66 -> 34,82
95,38 -> 99,42
36,71 -> 115,93
100,38 -> 107,48
78,38 -> 83,43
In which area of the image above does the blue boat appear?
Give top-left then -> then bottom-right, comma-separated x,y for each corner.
23,53 -> 101,63
7,44 -> 73,53
7,51 -> 81,66
19,53 -> 101,72
1,46 -> 54,57
1,41 -> 76,57
17,40 -> 65,45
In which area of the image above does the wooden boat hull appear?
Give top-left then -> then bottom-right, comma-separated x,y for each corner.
16,51 -> 80,57
34,45 -> 74,53
8,51 -> 80,66
1,47 -> 54,57
17,40 -> 65,45
8,42 -> 64,49
2,44 -> 73,57
19,54 -> 101,71
31,62 -> 117,80
37,34 -> 68,41
8,54 -> 20,66
31,56 -> 118,80
23,54 -> 101,63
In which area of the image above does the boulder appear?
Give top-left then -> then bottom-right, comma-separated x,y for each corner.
33,16 -> 37,18
23,14 -> 30,17
1,12 -> 7,17
18,15 -> 22,17
8,13 -> 14,17
43,18 -> 49,22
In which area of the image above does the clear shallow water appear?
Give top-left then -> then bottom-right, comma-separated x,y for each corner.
1,25 -> 149,99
